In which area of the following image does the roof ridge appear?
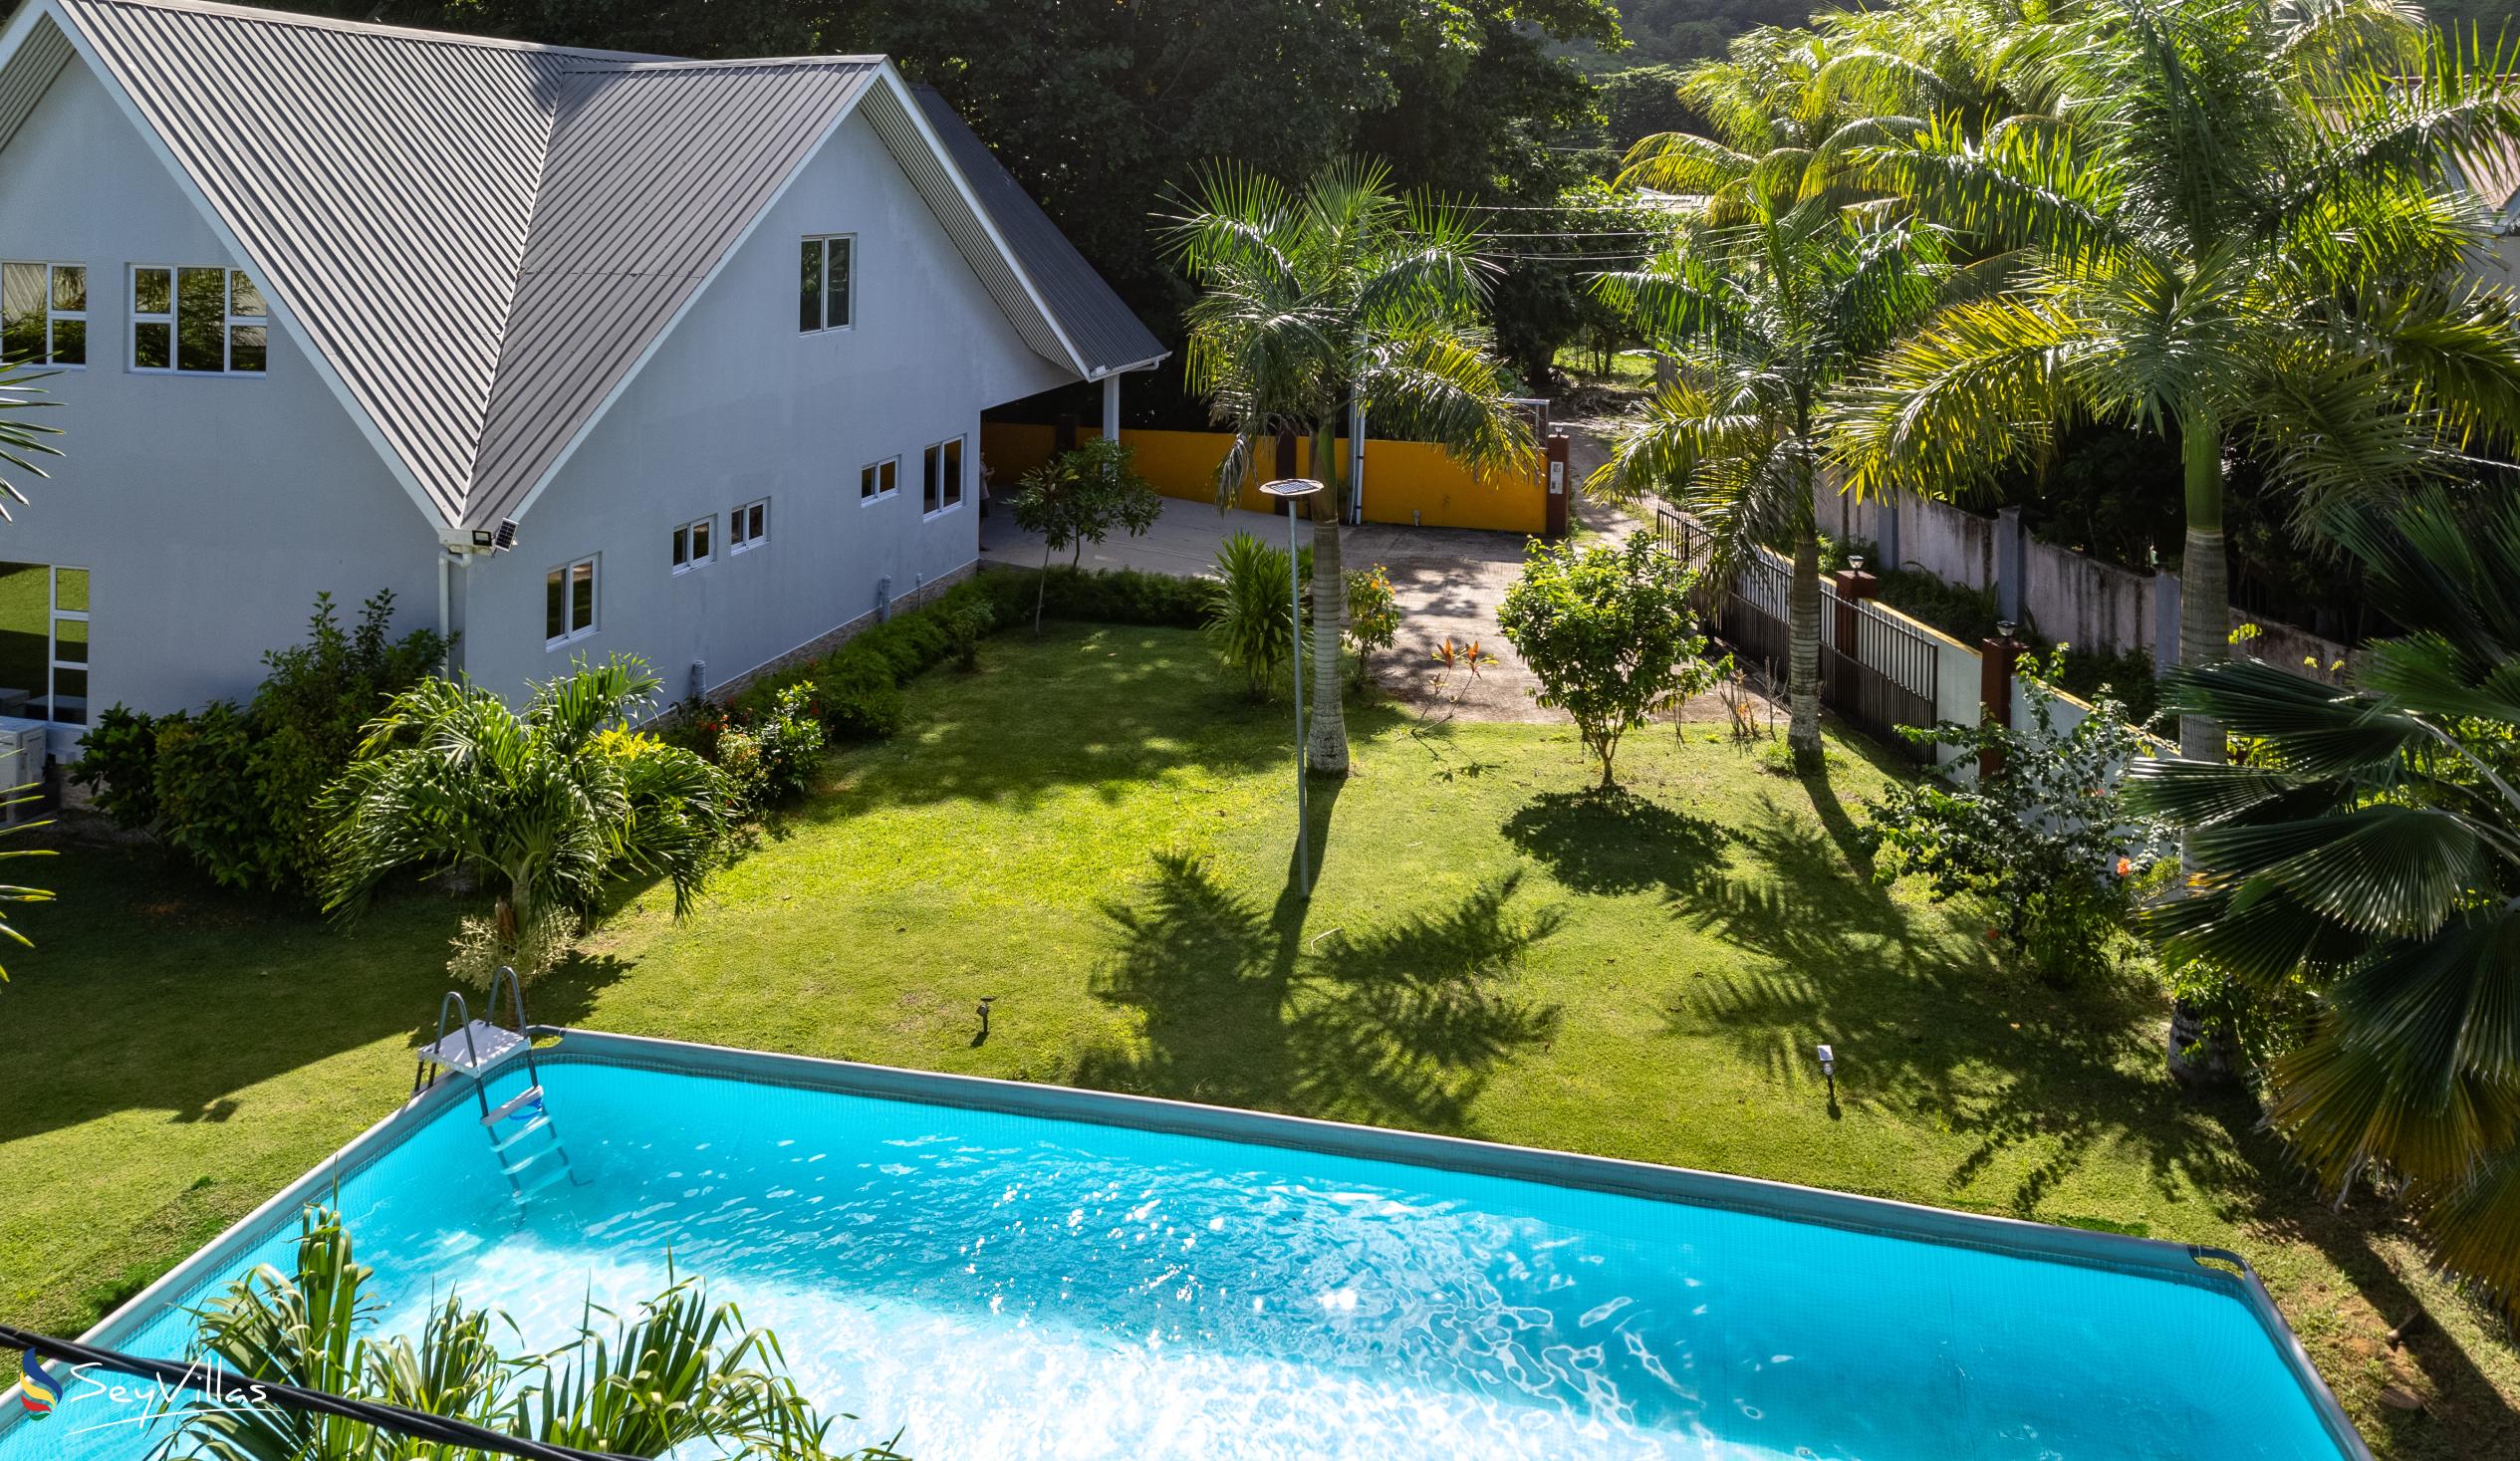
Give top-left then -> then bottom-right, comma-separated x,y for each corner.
562,54 -> 889,75
66,0 -> 675,63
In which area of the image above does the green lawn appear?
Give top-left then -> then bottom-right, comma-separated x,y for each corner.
2,623 -> 2514,1456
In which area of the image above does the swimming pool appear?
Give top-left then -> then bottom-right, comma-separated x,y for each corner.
1,1030 -> 2366,1460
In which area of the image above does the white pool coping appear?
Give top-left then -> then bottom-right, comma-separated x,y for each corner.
2,1026 -> 2376,1460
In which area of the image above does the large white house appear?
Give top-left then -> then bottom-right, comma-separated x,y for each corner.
0,0 -> 1164,753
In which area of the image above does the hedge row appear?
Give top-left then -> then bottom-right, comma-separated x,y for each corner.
715,566 -> 1208,740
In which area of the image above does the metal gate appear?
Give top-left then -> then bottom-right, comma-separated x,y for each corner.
1710,549 -> 1940,761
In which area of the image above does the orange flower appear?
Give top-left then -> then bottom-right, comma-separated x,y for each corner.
2115,856 -> 2133,877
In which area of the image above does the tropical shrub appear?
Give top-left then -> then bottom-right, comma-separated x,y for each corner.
943,596 -> 996,670
161,1208 -> 899,1461
677,683 -> 825,813
1867,659 -> 2171,984
319,656 -> 725,983
1495,534 -> 1717,789
74,591 -> 447,895
1344,564 -> 1401,685
1203,532 -> 1313,699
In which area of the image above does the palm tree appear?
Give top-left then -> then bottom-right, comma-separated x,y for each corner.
1170,158 -> 1534,776
2124,487 -> 2520,1322
1829,0 -> 2520,764
1596,31 -> 1945,765
165,1208 -> 899,1459
0,354 -> 65,982
318,656 -> 724,974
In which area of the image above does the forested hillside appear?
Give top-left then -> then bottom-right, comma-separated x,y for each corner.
1578,0 -> 2520,68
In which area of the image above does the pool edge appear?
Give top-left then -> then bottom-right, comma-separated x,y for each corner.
3,1025 -> 2377,1461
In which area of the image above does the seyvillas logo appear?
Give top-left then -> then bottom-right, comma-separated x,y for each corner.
15,1350 -> 61,1417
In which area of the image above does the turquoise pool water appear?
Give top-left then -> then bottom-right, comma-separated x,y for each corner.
3,1054 -> 2351,1459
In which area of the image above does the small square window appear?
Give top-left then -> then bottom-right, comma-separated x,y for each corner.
730,497 -> 770,551
133,264 -> 266,374
860,457 -> 896,502
671,515 -> 713,573
3,262 -> 87,367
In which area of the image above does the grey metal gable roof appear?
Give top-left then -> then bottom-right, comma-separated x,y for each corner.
465,58 -> 879,528
51,0 -> 653,523
13,0 -> 1152,533
913,85 -> 1168,376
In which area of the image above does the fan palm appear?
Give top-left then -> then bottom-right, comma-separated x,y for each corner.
1170,159 -> 1534,776
2124,486 -> 2520,1321
1596,32 -> 1946,764
161,1207 -> 898,1459
318,656 -> 725,971
1829,0 -> 2520,763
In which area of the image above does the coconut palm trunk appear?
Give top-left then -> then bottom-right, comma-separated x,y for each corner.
1306,418 -> 1352,776
2174,422 -> 2226,764
1787,522 -> 1824,762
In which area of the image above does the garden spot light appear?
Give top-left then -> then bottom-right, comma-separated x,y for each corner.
1817,1043 -> 1837,1100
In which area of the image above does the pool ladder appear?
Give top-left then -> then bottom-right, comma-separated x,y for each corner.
414,967 -> 588,1206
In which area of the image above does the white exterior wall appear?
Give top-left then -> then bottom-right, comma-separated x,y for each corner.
457,109 -> 1074,700
0,61 -> 435,747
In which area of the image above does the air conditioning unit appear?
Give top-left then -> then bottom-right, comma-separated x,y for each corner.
0,715 -> 50,826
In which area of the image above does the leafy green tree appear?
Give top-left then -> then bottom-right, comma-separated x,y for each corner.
1172,158 -> 1533,776
1829,0 -> 2520,764
319,656 -> 725,979
1593,28 -> 1944,766
1007,437 -> 1163,633
1495,533 -> 1718,789
164,1208 -> 898,1460
2124,487 -> 2520,1323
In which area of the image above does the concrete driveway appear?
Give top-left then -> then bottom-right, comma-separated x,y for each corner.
975,465 -> 1751,726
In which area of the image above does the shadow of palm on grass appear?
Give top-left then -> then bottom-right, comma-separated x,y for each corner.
1664,790 -> 2249,1215
1075,851 -> 1562,1133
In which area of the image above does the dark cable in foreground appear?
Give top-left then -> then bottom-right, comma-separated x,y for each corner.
0,1324 -> 637,1461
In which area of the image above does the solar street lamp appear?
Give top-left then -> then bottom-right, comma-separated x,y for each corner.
1259,477 -> 1325,896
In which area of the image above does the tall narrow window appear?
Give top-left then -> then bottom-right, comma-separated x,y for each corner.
922,436 -> 965,515
132,265 -> 264,374
799,235 -> 854,332
545,555 -> 599,646
1,264 -> 84,366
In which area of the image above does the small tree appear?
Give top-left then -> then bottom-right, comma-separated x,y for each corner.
1496,534 -> 1716,790
1867,656 -> 2172,983
319,655 -> 726,982
1007,437 -> 1163,632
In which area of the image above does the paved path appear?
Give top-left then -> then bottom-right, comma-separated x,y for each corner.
975,440 -> 1761,727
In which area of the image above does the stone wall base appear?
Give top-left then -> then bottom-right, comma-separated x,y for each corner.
702,559 -> 979,702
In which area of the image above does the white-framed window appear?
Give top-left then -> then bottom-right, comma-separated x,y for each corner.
131,265 -> 266,374
799,235 -> 854,332
1,263 -> 85,366
670,515 -> 713,573
545,554 -> 599,646
921,436 -> 965,516
729,497 -> 769,552
0,562 -> 89,725
860,456 -> 896,503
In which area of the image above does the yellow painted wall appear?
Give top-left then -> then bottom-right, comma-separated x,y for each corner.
978,422 -> 1543,533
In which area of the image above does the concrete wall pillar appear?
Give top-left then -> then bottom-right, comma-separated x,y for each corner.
1979,630 -> 2024,778
1101,373 -> 1122,440
1877,491 -> 1902,574
1544,432 -> 1572,539
2151,569 -> 2181,670
1994,504 -> 2026,627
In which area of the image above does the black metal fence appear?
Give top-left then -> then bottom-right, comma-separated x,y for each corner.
1700,544 -> 1941,761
